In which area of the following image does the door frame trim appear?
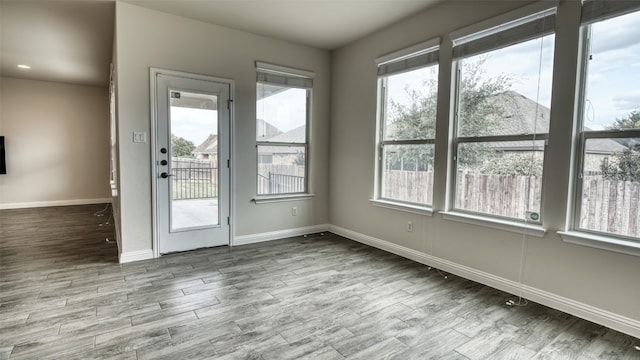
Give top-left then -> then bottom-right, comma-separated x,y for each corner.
150,67 -> 235,258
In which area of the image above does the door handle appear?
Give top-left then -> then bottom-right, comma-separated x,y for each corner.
160,172 -> 172,179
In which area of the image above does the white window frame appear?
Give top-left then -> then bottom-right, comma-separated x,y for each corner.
446,4 -> 557,228
372,38 -> 441,213
254,62 -> 314,201
560,1 -> 640,255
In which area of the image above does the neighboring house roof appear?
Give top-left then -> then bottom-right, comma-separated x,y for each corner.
486,91 -> 626,154
193,134 -> 217,155
265,125 -> 305,143
258,125 -> 306,155
486,90 -> 551,135
257,119 -> 283,141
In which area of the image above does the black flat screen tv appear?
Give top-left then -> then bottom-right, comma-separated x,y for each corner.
0,136 -> 6,174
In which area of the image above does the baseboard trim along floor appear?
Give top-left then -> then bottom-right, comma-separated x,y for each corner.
329,224 -> 640,339
0,198 -> 112,210
233,224 -> 330,246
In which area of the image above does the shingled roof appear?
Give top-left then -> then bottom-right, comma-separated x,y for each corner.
257,119 -> 283,141
193,134 -> 217,155
486,91 -> 625,154
258,125 -> 306,155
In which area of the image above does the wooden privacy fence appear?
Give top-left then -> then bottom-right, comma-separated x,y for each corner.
383,170 -> 639,238
455,171 -> 542,220
581,176 -> 640,238
171,158 -> 218,200
382,170 -> 434,205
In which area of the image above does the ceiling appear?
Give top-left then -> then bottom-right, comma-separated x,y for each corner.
125,0 -> 443,50
0,0 -> 442,87
0,0 -> 115,87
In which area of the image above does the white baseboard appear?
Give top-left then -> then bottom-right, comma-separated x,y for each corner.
328,224 -> 640,339
119,249 -> 154,264
0,198 -> 111,210
233,224 -> 330,246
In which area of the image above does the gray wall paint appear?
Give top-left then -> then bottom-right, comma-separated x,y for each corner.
330,0 -> 639,324
0,77 -> 110,207
114,2 -> 331,254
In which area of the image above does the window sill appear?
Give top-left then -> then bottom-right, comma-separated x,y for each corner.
558,231 -> 640,257
370,199 -> 433,216
440,211 -> 546,238
253,194 -> 315,204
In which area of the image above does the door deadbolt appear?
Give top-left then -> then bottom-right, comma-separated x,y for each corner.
160,148 -> 167,154
160,160 -> 168,166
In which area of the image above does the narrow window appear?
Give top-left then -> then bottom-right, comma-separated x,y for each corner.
375,39 -> 440,208
256,62 -> 313,196
574,2 -> 640,239
450,7 -> 556,222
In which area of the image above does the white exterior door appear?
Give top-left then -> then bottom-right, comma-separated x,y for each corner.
153,70 -> 231,254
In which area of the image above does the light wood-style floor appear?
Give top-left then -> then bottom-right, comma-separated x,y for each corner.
1,204 -> 638,359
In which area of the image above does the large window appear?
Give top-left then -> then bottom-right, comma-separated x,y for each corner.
256,62 -> 313,196
450,8 -> 556,222
375,40 -> 440,207
574,2 -> 640,239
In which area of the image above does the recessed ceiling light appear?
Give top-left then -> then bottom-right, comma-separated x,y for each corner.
17,64 -> 31,69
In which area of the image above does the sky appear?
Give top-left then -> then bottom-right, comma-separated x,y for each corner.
170,107 -> 217,147
471,34 -> 556,108
387,10 -> 640,131
583,10 -> 640,130
386,34 -> 556,123
171,86 -> 306,147
256,86 -> 307,134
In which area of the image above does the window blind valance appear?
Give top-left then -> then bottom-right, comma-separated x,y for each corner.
376,38 -> 441,77
452,7 -> 557,60
256,61 -> 314,89
581,0 -> 640,25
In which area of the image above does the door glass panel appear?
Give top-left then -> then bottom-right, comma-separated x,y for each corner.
169,90 -> 219,231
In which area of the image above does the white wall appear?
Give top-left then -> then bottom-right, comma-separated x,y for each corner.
114,3 -> 331,255
330,0 -> 640,336
0,77 -> 110,208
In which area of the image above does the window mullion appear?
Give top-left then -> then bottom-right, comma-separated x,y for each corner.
382,139 -> 435,146
457,133 -> 549,144
583,129 -> 640,139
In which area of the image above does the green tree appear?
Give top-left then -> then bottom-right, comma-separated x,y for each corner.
171,134 -> 195,158
599,111 -> 640,182
481,153 -> 543,176
600,147 -> 640,182
387,79 -> 437,171
387,58 -> 511,171
606,110 -> 640,131
456,58 -> 511,168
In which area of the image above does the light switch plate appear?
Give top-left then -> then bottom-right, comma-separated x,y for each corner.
133,132 -> 147,143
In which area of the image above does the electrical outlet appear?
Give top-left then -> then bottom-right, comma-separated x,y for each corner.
407,221 -> 413,232
292,207 -> 298,216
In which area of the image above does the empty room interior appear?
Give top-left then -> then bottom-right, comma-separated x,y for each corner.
1,0 -> 639,358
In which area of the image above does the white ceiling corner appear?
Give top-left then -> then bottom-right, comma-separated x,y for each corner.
0,0 -> 115,87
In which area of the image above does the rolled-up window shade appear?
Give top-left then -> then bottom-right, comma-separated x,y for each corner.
375,38 -> 440,77
377,50 -> 439,77
452,8 -> 556,60
256,62 -> 314,89
581,0 -> 640,25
